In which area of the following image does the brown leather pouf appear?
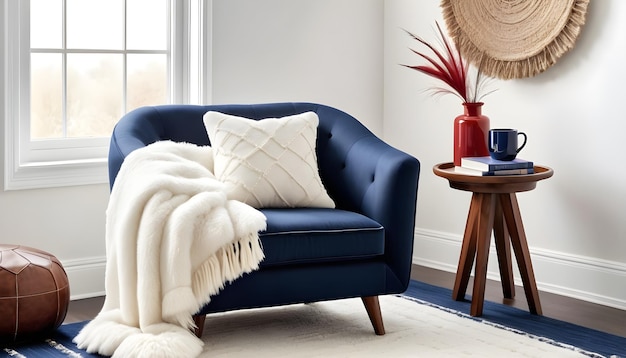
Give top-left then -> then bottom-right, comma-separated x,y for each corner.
0,244 -> 70,342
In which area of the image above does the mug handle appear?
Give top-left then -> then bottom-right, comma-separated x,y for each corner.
517,132 -> 527,153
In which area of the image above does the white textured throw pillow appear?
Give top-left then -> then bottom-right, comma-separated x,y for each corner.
203,111 -> 335,209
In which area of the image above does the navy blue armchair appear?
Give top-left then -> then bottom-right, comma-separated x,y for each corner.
108,103 -> 420,336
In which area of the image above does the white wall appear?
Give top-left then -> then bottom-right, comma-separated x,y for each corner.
0,186 -> 109,299
211,0 -> 384,135
385,0 -> 626,309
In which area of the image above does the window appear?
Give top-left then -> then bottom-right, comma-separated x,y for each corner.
2,0 -> 209,190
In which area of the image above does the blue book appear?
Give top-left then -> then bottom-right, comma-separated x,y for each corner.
454,166 -> 535,176
461,156 -> 534,171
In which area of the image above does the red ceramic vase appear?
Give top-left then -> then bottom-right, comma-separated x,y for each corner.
453,102 -> 490,166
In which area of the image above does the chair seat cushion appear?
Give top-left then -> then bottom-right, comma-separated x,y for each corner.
258,208 -> 384,267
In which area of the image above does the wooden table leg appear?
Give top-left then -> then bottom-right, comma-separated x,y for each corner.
493,197 -> 515,299
500,193 -> 543,315
452,193 -> 480,301
470,193 -> 496,316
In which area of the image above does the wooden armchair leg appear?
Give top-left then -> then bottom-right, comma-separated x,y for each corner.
361,296 -> 385,335
193,314 -> 206,338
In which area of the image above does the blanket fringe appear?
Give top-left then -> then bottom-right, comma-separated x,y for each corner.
193,232 -> 265,304
160,232 -> 264,330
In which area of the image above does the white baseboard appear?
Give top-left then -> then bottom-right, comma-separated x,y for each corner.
413,228 -> 626,311
61,256 -> 106,300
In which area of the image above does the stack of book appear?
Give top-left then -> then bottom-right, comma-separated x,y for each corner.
455,156 -> 534,176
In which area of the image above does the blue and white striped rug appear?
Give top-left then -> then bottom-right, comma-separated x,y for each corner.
2,280 -> 624,357
402,280 -> 625,358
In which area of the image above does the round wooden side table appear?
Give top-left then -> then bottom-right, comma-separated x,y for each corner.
433,162 -> 553,316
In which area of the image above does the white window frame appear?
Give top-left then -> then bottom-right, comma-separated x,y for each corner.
2,0 -> 211,190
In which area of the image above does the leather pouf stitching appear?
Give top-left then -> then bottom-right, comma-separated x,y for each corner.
0,244 -> 70,342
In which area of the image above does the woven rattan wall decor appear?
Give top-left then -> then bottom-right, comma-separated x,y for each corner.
441,0 -> 590,79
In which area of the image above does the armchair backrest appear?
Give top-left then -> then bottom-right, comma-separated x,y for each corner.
110,103 -> 377,211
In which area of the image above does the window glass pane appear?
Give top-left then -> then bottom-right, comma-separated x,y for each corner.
127,54 -> 168,111
67,54 -> 123,137
127,0 -> 168,50
31,53 -> 63,139
30,0 -> 63,49
67,0 -> 124,50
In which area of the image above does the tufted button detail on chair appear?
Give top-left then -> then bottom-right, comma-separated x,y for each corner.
0,244 -> 70,342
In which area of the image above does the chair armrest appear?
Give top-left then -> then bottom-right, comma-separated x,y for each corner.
367,146 -> 420,292
324,135 -> 420,292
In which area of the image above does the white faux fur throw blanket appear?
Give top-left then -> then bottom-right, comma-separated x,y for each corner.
74,141 -> 266,358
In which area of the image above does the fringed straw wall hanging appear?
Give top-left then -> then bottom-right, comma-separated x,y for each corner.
441,0 -> 590,79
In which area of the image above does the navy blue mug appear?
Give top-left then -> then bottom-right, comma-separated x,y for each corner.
488,129 -> 527,161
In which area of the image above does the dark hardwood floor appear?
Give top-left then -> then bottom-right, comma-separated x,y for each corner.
64,265 -> 626,338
